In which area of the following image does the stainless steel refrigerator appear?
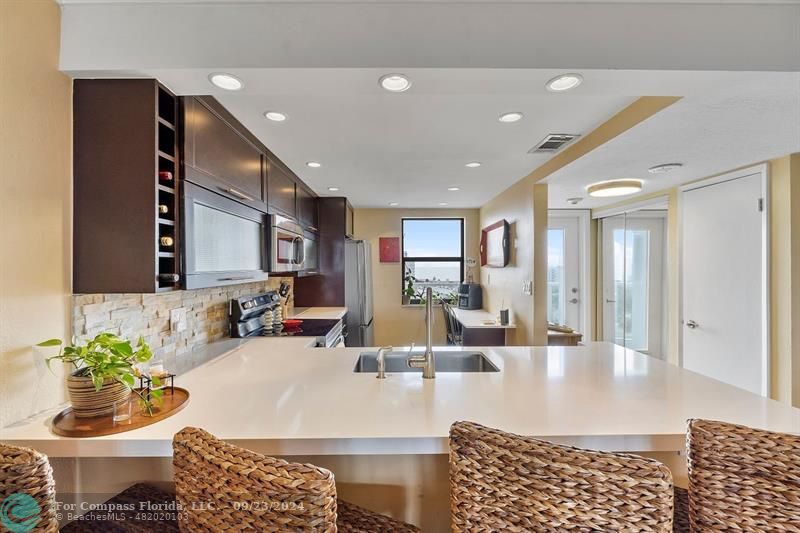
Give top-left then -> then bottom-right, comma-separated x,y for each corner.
344,239 -> 374,347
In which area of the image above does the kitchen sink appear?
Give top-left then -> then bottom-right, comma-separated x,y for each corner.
353,351 -> 499,373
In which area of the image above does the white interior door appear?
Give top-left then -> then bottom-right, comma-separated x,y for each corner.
681,170 -> 766,396
547,214 -> 582,331
601,213 -> 666,359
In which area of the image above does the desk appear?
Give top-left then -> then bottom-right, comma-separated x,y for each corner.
451,308 -> 516,346
548,329 -> 584,346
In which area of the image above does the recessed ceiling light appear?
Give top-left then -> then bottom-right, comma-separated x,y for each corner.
648,163 -> 683,174
389,202 -> 399,207
328,187 -> 340,192
264,111 -> 287,122
546,73 -> 583,92
439,202 -> 448,206
379,74 -> 411,93
465,162 -> 481,168
447,187 -> 460,191
306,161 -> 321,168
587,179 -> 643,198
499,112 -> 523,123
208,73 -> 243,91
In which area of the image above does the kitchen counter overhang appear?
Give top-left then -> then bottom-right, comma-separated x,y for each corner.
2,340 -> 798,458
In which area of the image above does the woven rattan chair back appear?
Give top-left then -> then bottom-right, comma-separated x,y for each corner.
0,442 -> 59,532
173,426 -> 337,532
449,421 -> 675,532
687,418 -> 800,532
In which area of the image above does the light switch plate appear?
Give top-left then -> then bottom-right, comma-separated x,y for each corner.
522,280 -> 532,296
170,307 -> 187,333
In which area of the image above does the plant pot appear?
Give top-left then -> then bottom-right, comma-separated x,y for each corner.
66,371 -> 131,419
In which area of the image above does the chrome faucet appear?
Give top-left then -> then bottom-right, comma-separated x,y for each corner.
376,345 -> 392,379
408,287 -> 436,378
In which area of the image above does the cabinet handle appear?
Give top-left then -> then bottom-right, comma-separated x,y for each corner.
225,187 -> 255,202
218,276 -> 255,281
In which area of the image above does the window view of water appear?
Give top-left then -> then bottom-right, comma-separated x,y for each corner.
402,218 -> 464,304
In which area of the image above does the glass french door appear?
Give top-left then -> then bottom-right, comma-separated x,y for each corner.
547,214 -> 582,331
600,212 -> 665,358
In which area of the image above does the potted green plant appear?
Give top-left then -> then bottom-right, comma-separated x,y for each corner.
404,268 -> 421,304
37,333 -> 163,418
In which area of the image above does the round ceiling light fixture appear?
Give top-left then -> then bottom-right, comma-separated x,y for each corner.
208,73 -> 244,91
465,161 -> 481,168
648,163 -> 683,174
438,202 -> 448,206
499,112 -> 523,123
306,161 -> 321,168
546,73 -> 583,92
379,74 -> 412,93
587,179 -> 643,198
388,202 -> 399,207
327,187 -> 340,192
264,111 -> 287,122
447,187 -> 460,191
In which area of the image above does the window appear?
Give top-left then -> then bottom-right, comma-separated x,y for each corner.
402,218 -> 464,304
547,228 -> 565,324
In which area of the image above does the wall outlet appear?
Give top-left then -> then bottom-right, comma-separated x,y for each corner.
522,280 -> 532,296
170,307 -> 187,333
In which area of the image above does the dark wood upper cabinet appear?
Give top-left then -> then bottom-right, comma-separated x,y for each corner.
182,97 -> 266,210
297,185 -> 318,230
73,79 -> 180,294
267,157 -> 297,219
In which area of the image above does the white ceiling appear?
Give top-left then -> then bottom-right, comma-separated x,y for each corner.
144,68 -> 800,208
152,68 -> 634,208
56,0 -> 800,4
545,72 -> 800,209
57,1 -> 800,209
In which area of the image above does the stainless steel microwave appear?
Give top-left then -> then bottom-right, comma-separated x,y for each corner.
182,182 -> 269,289
271,215 -> 305,273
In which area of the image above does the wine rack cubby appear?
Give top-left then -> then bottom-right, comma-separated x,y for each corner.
73,79 -> 183,293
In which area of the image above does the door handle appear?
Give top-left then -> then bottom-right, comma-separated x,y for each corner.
605,299 -> 616,303
225,187 -> 255,202
686,320 -> 699,329
569,298 -> 579,304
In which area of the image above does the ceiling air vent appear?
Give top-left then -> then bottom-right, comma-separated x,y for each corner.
528,133 -> 580,153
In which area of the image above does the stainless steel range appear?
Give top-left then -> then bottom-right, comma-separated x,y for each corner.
229,291 -> 344,347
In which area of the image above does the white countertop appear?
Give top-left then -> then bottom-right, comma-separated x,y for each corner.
2,341 -> 798,458
451,308 -> 516,329
285,307 -> 348,320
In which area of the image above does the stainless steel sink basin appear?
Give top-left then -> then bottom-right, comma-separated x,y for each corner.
353,351 -> 499,373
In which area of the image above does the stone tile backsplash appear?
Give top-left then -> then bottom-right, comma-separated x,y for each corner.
72,279 -> 293,358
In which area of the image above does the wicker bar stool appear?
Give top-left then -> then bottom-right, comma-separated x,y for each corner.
0,443 -> 59,532
173,426 -> 419,532
449,421 -> 675,532
687,418 -> 800,532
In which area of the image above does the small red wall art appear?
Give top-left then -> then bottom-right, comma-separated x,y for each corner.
379,237 -> 400,263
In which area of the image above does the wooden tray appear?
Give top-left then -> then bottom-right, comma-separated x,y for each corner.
51,387 -> 189,437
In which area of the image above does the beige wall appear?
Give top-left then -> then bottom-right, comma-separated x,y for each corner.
353,208 -> 480,347
769,154 -> 800,406
0,0 -> 72,428
478,181 -> 549,346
